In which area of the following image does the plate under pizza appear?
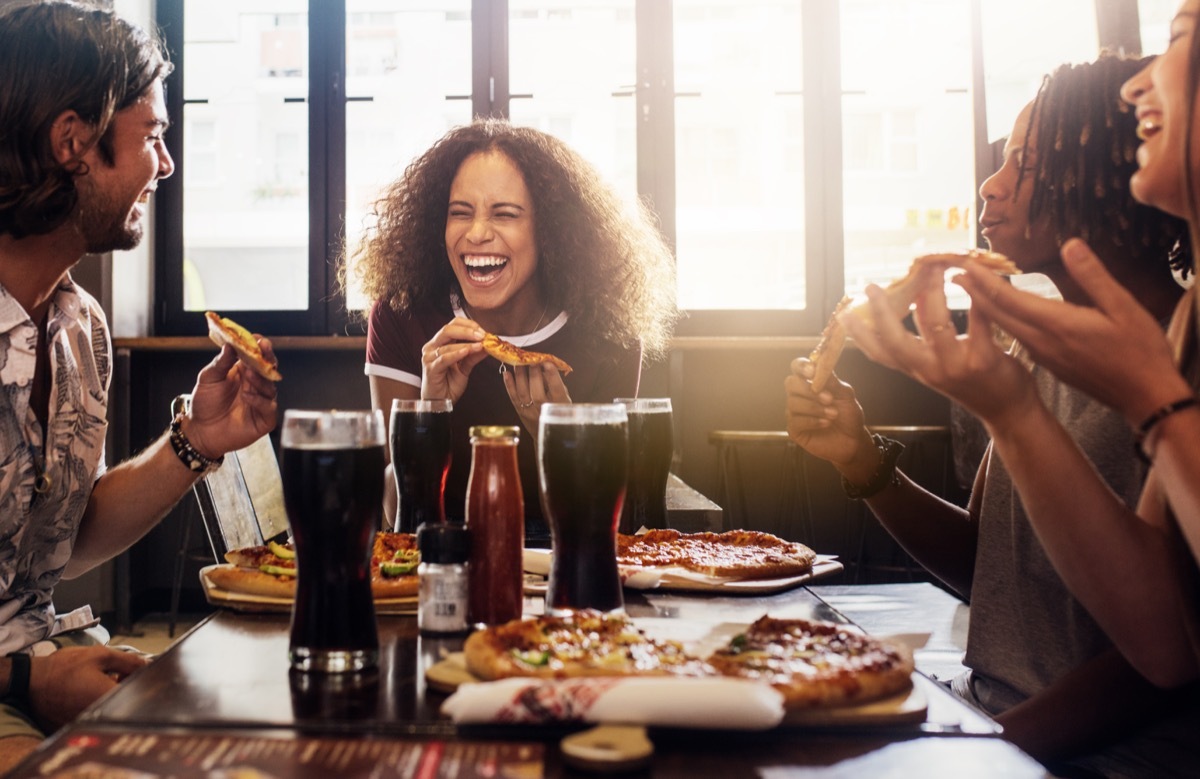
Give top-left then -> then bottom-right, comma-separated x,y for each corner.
199,564 -> 418,615
522,549 -> 843,595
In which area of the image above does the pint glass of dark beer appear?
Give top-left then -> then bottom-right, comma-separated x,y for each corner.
614,398 -> 673,534
281,409 -> 385,673
389,399 -> 453,533
538,403 -> 627,615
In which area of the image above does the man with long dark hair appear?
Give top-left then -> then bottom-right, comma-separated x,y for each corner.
0,2 -> 277,766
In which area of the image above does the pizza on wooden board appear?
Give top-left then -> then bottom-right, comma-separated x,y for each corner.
204,532 -> 420,599
615,529 -> 817,580
481,333 -> 573,374
808,249 -> 1018,392
463,611 -> 914,710
205,311 -> 283,381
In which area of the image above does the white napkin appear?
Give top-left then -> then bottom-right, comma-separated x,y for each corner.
441,676 -> 784,729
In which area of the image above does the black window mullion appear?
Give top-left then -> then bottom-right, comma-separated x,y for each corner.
474,0 -> 509,119
313,0 -> 347,336
636,0 -> 676,255
154,0 -> 185,336
805,0 -> 843,324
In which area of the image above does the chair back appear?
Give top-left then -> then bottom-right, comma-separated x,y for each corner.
173,395 -> 289,560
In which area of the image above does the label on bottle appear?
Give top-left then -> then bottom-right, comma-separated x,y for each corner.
419,564 -> 469,634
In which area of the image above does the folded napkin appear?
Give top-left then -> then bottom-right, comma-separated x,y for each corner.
441,676 -> 784,729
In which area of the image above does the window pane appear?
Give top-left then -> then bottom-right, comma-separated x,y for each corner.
981,0 -> 1097,145
507,0 -> 638,196
182,2 -> 309,312
343,1 -> 474,312
840,0 -> 974,306
673,0 -> 804,311
1138,0 -> 1177,54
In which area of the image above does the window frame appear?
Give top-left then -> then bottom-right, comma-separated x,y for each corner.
152,0 -> 1136,338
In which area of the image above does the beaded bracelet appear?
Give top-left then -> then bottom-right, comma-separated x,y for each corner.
169,414 -> 225,474
841,435 -> 905,500
1134,396 -> 1199,463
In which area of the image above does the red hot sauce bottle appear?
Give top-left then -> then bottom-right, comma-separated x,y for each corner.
465,426 -> 525,626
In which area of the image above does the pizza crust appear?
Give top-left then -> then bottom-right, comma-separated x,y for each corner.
481,333 -> 573,374
206,311 -> 283,381
205,565 -> 297,599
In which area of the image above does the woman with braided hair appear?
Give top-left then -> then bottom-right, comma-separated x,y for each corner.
789,53 -> 1200,774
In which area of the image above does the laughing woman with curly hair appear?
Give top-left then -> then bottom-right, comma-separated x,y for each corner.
346,119 -> 677,541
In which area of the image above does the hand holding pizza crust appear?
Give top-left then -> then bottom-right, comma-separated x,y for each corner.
181,313 -> 280,463
807,250 -> 1017,392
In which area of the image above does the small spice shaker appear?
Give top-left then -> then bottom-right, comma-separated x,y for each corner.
417,522 -> 469,634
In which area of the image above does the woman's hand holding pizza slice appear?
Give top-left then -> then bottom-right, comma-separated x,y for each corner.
806,250 -> 1018,392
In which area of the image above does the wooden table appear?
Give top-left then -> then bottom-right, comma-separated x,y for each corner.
10,587 -> 1047,778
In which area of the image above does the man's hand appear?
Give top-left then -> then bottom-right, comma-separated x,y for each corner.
26,647 -> 148,732
184,338 -> 280,459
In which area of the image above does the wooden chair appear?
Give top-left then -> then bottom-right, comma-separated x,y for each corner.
168,394 -> 288,634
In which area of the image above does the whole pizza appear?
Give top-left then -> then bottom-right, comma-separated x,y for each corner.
464,611 -> 914,710
616,529 -> 817,580
204,531 -> 420,599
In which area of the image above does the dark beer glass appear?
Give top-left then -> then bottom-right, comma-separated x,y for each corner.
389,399 -> 453,533
614,398 -> 673,534
281,409 -> 385,673
538,403 -> 627,615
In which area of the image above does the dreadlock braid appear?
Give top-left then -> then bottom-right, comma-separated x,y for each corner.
1021,54 -> 1186,275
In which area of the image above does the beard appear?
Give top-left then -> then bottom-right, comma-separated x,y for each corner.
72,177 -> 143,254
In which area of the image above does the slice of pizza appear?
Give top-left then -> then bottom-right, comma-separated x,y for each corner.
481,333 -> 573,375
706,616 -> 914,709
463,610 -> 711,681
205,532 -> 420,599
807,249 -> 1017,392
616,530 -> 817,580
205,311 -> 283,382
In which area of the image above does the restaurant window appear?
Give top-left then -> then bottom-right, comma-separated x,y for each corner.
153,0 -> 1135,337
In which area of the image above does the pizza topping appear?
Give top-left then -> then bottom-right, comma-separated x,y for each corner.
464,611 -> 712,680
268,540 -> 295,560
381,548 -> 421,577
209,531 -> 423,600
464,612 -> 914,710
481,333 -> 573,375
616,530 -> 816,580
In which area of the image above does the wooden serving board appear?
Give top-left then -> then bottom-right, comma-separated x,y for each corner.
199,565 -> 418,615
425,652 -> 926,728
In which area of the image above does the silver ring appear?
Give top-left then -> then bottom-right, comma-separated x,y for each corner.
519,399 -> 535,409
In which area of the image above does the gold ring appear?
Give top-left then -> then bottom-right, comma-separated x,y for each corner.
520,399 -> 535,409
931,323 -> 949,334
434,346 -> 442,358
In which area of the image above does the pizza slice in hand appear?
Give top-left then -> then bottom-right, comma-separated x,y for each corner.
807,249 -> 1017,392
482,332 -> 573,375
206,311 -> 283,381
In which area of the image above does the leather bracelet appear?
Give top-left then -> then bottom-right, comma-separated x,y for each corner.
841,435 -> 905,500
1134,396 -> 1199,463
3,652 -> 31,712
169,414 -> 224,474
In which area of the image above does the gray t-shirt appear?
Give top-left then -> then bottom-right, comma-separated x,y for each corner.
956,344 -> 1200,777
